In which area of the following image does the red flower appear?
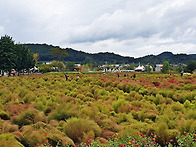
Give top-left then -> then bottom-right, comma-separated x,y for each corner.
135,144 -> 140,146
127,141 -> 132,145
46,140 -> 49,143
119,144 -> 124,147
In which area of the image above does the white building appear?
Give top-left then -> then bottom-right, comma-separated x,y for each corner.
155,64 -> 163,71
134,64 -> 145,71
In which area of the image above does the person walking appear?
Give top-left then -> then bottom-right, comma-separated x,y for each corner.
65,74 -> 69,81
180,71 -> 184,77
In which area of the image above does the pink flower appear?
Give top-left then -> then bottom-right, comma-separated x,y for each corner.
132,140 -> 136,143
89,139 -> 93,142
170,139 -> 173,142
83,143 -> 87,146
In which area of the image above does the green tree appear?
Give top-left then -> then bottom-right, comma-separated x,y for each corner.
161,61 -> 169,73
0,35 -> 16,75
33,53 -> 39,67
185,61 -> 196,73
66,62 -> 75,71
50,60 -> 65,71
51,48 -> 68,61
146,65 -> 152,73
39,60 -> 65,73
176,65 -> 185,73
17,45 -> 35,73
15,44 -> 35,74
25,48 -> 35,71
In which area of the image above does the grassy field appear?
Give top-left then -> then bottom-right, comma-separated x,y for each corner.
0,72 -> 195,146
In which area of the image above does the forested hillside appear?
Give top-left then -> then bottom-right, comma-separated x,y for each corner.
25,43 -> 196,64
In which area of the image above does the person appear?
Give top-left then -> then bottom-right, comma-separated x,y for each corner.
117,74 -> 120,78
65,74 -> 69,81
180,71 -> 184,77
133,73 -> 136,78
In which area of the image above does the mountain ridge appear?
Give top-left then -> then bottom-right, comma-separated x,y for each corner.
25,43 -> 196,64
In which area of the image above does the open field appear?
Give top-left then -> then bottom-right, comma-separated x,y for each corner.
0,73 -> 196,146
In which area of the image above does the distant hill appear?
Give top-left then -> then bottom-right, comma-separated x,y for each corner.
135,52 -> 196,64
25,43 -> 196,65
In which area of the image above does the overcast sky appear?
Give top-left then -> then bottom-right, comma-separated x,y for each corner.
0,0 -> 196,57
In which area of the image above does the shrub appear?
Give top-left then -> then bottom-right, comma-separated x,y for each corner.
112,99 -> 128,113
0,133 -> 24,147
63,117 -> 102,143
160,98 -> 173,104
21,129 -> 46,147
171,102 -> 184,112
117,104 -> 132,113
154,94 -> 163,105
156,122 -> 169,146
4,94 -> 23,105
5,104 -> 34,116
23,93 -> 36,103
96,118 -> 120,132
0,120 -> 19,133
0,110 -> 10,120
185,109 -> 196,119
116,113 -> 130,124
177,118 -> 196,134
47,103 -> 79,122
184,100 -> 194,109
18,89 -> 29,98
12,108 -> 45,127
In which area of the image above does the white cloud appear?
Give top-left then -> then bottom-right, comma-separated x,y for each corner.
0,0 -> 196,57
0,26 -> 5,35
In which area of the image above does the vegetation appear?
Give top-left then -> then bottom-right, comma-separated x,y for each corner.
0,72 -> 195,146
66,62 -> 75,71
39,61 -> 66,73
51,48 -> 68,61
0,35 -> 35,75
25,44 -> 196,64
161,61 -> 169,74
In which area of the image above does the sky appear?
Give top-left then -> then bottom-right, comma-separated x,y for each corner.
0,0 -> 196,58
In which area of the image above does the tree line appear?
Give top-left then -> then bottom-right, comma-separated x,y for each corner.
0,35 -> 35,76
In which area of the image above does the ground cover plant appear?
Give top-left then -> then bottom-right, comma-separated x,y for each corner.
0,72 -> 195,146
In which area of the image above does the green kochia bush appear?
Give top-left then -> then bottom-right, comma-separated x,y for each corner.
12,108 -> 45,127
0,133 -> 24,147
63,117 -> 102,143
0,110 -> 10,120
47,103 -> 79,122
20,122 -> 74,147
112,99 -> 128,113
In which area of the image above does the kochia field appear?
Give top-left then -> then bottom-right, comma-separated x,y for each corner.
0,73 -> 195,146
